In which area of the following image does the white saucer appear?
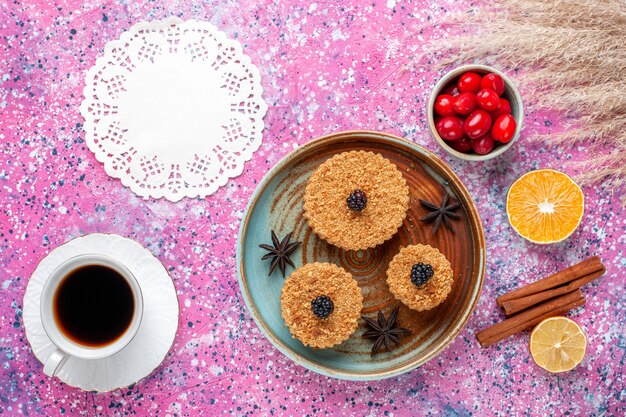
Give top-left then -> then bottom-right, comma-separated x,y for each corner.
23,233 -> 179,392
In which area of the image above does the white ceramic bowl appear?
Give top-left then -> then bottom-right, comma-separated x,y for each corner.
427,64 -> 524,161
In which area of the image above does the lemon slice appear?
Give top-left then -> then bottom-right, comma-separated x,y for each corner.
529,316 -> 587,373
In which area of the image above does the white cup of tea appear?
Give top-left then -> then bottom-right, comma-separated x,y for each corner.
40,254 -> 144,377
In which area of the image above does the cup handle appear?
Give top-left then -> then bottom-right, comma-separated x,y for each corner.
43,349 -> 67,377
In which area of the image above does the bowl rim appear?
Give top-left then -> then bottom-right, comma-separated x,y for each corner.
236,130 -> 486,380
427,64 -> 524,161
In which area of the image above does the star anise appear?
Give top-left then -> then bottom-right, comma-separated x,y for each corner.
419,194 -> 461,234
362,307 -> 410,355
259,230 -> 302,277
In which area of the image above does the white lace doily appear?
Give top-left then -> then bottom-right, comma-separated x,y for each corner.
80,18 -> 267,201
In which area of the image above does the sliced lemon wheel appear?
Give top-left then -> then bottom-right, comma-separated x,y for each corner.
529,316 -> 587,373
506,169 -> 584,244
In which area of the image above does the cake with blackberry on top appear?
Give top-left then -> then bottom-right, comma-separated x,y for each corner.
280,263 -> 363,348
386,244 -> 453,311
303,151 -> 409,251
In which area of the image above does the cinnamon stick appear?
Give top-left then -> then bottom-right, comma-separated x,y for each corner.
477,289 -> 585,348
496,256 -> 603,307
501,266 -> 605,315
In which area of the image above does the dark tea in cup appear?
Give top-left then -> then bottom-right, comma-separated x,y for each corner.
41,254 -> 144,376
54,264 -> 135,347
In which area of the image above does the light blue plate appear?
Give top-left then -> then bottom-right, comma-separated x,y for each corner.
236,131 -> 485,380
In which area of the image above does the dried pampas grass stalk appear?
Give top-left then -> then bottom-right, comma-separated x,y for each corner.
436,0 -> 626,191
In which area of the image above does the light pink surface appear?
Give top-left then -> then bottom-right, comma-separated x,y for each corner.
1,1 -> 624,415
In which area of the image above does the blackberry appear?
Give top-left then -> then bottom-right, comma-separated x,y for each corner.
346,189 -> 367,211
411,263 -> 434,287
311,295 -> 334,319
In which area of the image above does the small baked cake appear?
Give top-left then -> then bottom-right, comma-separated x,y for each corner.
303,151 -> 409,251
280,263 -> 363,348
386,244 -> 453,311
